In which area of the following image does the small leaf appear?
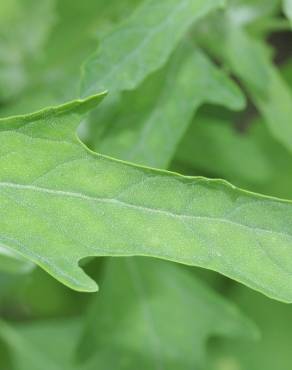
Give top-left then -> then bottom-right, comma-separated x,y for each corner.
93,44 -> 245,168
81,0 -> 225,96
225,28 -> 292,156
198,16 -> 292,155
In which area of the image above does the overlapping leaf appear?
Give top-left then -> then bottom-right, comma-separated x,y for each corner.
83,0 -> 232,153
175,114 -> 292,199
81,0 -> 225,96
1,1 -> 292,369
93,43 -> 244,168
196,10 -> 292,155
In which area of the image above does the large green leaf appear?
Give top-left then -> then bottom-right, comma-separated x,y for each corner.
84,39 -> 250,370
81,0 -> 225,96
2,96 -> 292,301
92,44 -> 244,168
78,258 -> 257,369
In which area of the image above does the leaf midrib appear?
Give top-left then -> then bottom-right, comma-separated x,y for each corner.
0,181 -> 289,239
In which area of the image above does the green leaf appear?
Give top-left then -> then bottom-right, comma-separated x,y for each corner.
174,114 -> 292,197
81,0 -> 225,96
2,96 -> 292,301
0,0 -> 142,119
175,114 -> 271,183
0,260 -> 257,370
0,0 -> 56,102
282,60 -> 292,87
174,59 -> 292,200
78,258 -> 257,369
0,0 -> 108,117
208,285 -> 292,370
283,0 -> 292,24
226,29 -> 292,156
0,319 -> 80,370
226,0 -> 280,25
198,16 -> 292,155
83,37 -> 251,370
92,44 -> 245,168
0,245 -> 34,275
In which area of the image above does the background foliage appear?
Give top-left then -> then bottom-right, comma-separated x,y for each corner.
1,0 -> 292,369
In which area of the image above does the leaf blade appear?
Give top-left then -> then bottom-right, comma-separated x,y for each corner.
81,0 -> 225,96
2,96 -> 292,302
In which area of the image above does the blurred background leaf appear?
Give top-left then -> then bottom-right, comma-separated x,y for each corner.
207,285 -> 292,370
88,43 -> 244,168
0,259 -> 257,370
0,0 -> 56,103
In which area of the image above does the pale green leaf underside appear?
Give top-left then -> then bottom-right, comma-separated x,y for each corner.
2,96 -> 292,302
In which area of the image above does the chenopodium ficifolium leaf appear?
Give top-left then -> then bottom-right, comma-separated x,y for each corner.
2,95 -> 292,302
